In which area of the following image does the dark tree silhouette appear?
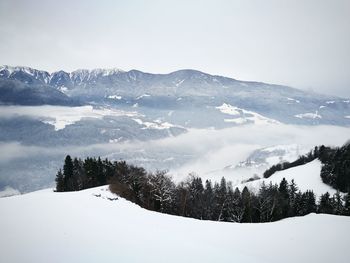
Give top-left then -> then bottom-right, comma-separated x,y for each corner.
54,154 -> 350,223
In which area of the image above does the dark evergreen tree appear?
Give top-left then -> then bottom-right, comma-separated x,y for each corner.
175,181 -> 190,217
319,143 -> 350,192
302,190 -> 317,215
293,191 -> 304,216
55,169 -> 65,192
214,177 -> 228,221
84,157 -> 99,188
267,182 -> 283,221
203,180 -> 214,220
125,165 -> 147,204
96,157 -> 106,185
278,178 -> 290,218
187,176 -> 204,219
103,158 -> 115,181
332,191 -> 344,215
288,179 -> 298,217
227,187 -> 244,222
318,192 -> 333,214
241,186 -> 253,223
343,192 -> 350,216
63,155 -> 74,191
72,158 -> 84,190
257,182 -> 271,222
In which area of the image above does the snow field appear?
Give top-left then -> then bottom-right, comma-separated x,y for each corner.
0,186 -> 349,263
238,160 -> 337,197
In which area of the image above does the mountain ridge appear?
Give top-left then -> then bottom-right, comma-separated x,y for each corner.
1,64 -> 350,126
0,65 -> 318,94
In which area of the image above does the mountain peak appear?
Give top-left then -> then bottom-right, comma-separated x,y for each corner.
0,65 -> 50,83
71,67 -> 125,76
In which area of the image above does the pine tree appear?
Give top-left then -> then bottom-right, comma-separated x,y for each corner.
333,190 -> 344,215
278,178 -> 290,218
293,191 -> 303,216
227,187 -> 244,222
303,190 -> 317,214
103,158 -> 115,181
343,192 -> 350,216
318,192 -> 333,214
288,179 -> 298,217
63,155 -> 74,191
215,177 -> 228,221
97,157 -> 106,186
55,169 -> 64,192
242,186 -> 252,223
267,182 -> 282,221
73,158 -> 85,190
125,165 -> 146,204
175,182 -> 189,216
257,182 -> 271,222
187,176 -> 204,219
203,180 -> 214,220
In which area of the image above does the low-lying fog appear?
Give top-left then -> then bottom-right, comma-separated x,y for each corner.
1,120 -> 349,193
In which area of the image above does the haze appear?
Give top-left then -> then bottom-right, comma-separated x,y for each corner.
0,0 -> 349,97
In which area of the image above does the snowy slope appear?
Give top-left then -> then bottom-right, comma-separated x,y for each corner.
238,160 -> 337,197
0,186 -> 349,263
216,103 -> 280,125
206,144 -> 311,186
0,105 -> 140,130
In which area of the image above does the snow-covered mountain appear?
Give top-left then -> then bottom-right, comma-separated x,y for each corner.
0,78 -> 76,106
0,186 -> 349,263
0,65 -> 51,84
1,65 -> 350,126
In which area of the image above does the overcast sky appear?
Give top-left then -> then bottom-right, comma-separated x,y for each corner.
0,0 -> 349,97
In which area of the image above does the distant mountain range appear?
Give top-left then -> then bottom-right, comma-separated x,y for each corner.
1,65 -> 350,126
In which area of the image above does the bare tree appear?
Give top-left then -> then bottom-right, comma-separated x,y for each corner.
148,170 -> 175,212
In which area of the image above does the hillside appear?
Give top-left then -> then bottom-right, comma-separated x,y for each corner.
0,186 -> 349,263
239,160 -> 337,197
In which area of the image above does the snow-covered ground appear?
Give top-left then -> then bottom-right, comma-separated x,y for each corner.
136,93 -> 151,100
216,103 -> 280,125
0,105 -> 139,130
238,160 -> 337,197
107,94 -> 122,100
0,186 -> 349,263
132,118 -> 178,130
295,111 -> 322,119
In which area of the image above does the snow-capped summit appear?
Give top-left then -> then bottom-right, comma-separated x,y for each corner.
69,68 -> 125,84
0,65 -> 50,84
0,65 -> 126,87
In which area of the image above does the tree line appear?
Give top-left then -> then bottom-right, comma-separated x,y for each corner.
55,155 -> 350,223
